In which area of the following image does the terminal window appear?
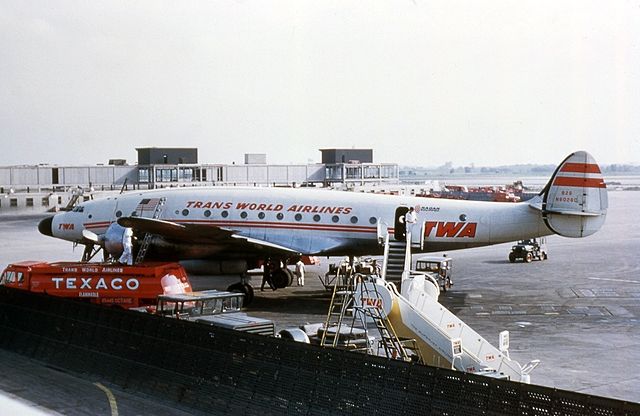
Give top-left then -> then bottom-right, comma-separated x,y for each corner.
179,168 -> 194,181
10,198 -> 17,207
380,165 -> 396,178
138,168 -> 150,183
26,198 -> 34,207
346,166 -> 361,179
325,165 -> 343,181
156,168 -> 178,182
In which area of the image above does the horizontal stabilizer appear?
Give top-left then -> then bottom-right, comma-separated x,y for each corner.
544,209 -> 602,217
540,151 -> 608,238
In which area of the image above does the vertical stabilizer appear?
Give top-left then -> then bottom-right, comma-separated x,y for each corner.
540,151 -> 608,238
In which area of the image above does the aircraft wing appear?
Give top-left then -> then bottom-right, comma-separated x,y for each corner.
117,217 -> 299,255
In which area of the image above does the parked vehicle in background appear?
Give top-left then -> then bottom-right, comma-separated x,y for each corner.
414,255 -> 453,291
509,238 -> 548,263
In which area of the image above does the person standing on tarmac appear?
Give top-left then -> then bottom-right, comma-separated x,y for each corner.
295,258 -> 305,287
261,259 -> 276,291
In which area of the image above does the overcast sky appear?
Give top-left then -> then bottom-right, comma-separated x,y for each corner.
0,1 -> 638,167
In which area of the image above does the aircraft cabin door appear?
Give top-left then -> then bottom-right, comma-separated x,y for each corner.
394,207 -> 409,241
417,220 -> 426,250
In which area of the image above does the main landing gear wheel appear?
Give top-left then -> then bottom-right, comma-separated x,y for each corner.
271,268 -> 293,289
285,268 -> 294,286
227,283 -> 255,305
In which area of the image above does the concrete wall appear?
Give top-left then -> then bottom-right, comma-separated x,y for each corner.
0,190 -> 120,215
223,165 -> 321,185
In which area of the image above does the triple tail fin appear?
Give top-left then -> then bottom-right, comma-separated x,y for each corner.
533,151 -> 608,238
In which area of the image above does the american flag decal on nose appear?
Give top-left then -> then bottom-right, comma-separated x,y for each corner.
135,198 -> 162,215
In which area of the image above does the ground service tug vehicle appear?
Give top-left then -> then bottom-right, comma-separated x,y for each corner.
509,238 -> 548,263
150,290 -> 275,336
414,255 -> 453,291
0,261 -> 192,308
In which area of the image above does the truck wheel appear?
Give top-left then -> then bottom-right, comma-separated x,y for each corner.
227,283 -> 254,306
242,283 -> 254,305
525,252 -> 533,263
509,253 -> 516,263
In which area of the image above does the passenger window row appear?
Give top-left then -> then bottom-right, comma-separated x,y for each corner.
177,208 -> 378,225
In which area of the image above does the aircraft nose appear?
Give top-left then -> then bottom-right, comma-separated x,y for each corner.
38,216 -> 54,237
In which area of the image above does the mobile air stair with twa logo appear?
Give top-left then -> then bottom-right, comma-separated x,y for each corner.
359,228 -> 541,382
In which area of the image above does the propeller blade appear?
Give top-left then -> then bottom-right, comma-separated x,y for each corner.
82,229 -> 101,244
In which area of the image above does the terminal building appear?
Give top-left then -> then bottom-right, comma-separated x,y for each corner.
0,148 -> 399,212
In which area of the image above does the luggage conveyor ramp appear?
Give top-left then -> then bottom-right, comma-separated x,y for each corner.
355,275 -> 540,383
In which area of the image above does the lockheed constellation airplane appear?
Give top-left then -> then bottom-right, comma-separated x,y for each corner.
39,151 -> 607,301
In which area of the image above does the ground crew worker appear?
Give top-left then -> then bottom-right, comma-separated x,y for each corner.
295,258 -> 305,287
261,259 -> 276,291
405,207 -> 417,238
372,259 -> 381,276
119,227 -> 134,265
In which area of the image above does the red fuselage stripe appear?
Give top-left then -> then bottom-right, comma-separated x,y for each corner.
83,219 -> 379,234
173,219 -> 377,233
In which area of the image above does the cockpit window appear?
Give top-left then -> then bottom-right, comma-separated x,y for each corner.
72,205 -> 84,212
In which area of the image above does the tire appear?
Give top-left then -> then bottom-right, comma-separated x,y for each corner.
284,268 -> 294,286
271,269 -> 289,289
525,252 -> 533,263
509,253 -> 516,263
227,283 -> 255,306
242,283 -> 254,305
542,252 -> 548,260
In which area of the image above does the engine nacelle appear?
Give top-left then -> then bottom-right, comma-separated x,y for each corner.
103,223 -> 126,257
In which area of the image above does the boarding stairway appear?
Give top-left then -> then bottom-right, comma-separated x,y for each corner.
379,218 -> 423,287
321,261 -> 415,361
384,239 -> 408,284
352,278 -> 417,361
373,222 -> 539,382
135,197 -> 166,264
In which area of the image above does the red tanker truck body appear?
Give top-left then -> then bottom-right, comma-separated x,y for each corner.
0,261 -> 192,308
